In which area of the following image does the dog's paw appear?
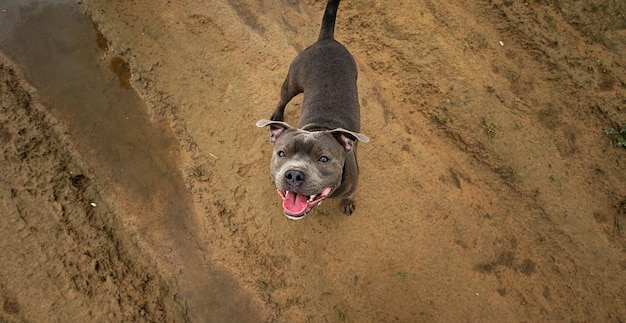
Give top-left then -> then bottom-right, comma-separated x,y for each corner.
340,198 -> 356,215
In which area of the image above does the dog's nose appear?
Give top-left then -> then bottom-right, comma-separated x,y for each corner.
285,169 -> 305,186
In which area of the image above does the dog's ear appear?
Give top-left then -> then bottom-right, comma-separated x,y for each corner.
329,128 -> 370,151
256,119 -> 294,144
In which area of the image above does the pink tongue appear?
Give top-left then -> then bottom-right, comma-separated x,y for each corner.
282,191 -> 309,215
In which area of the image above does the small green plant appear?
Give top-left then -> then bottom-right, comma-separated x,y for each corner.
481,117 -> 498,138
604,125 -> 626,147
394,271 -> 411,280
486,123 -> 497,138
314,207 -> 329,216
338,310 -> 346,322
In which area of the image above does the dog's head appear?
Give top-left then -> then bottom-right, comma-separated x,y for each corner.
256,119 -> 369,220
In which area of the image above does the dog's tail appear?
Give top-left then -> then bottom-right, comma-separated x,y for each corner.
318,0 -> 340,41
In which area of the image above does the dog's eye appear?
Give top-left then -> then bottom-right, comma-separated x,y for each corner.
318,156 -> 329,163
277,151 -> 286,158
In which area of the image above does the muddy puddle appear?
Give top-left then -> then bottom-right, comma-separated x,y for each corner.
0,1 -> 259,321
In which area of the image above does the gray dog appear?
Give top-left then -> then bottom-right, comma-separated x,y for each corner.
257,0 -> 368,220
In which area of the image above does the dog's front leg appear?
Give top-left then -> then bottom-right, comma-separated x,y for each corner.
270,74 -> 302,121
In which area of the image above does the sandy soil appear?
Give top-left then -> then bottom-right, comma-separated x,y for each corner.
1,0 -> 625,321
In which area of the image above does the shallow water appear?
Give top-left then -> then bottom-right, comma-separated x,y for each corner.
0,1 -> 259,321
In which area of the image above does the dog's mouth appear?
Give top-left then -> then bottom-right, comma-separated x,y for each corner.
277,187 -> 333,220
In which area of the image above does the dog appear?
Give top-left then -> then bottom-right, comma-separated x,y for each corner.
256,0 -> 368,220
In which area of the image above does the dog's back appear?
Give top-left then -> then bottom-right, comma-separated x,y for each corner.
285,0 -> 360,132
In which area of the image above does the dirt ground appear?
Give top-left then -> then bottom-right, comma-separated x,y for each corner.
1,0 -> 625,321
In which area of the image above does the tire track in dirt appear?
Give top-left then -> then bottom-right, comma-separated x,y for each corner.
0,58 -> 186,322
1,1 -> 265,320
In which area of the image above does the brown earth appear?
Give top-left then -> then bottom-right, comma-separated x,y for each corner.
1,0 -> 625,322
